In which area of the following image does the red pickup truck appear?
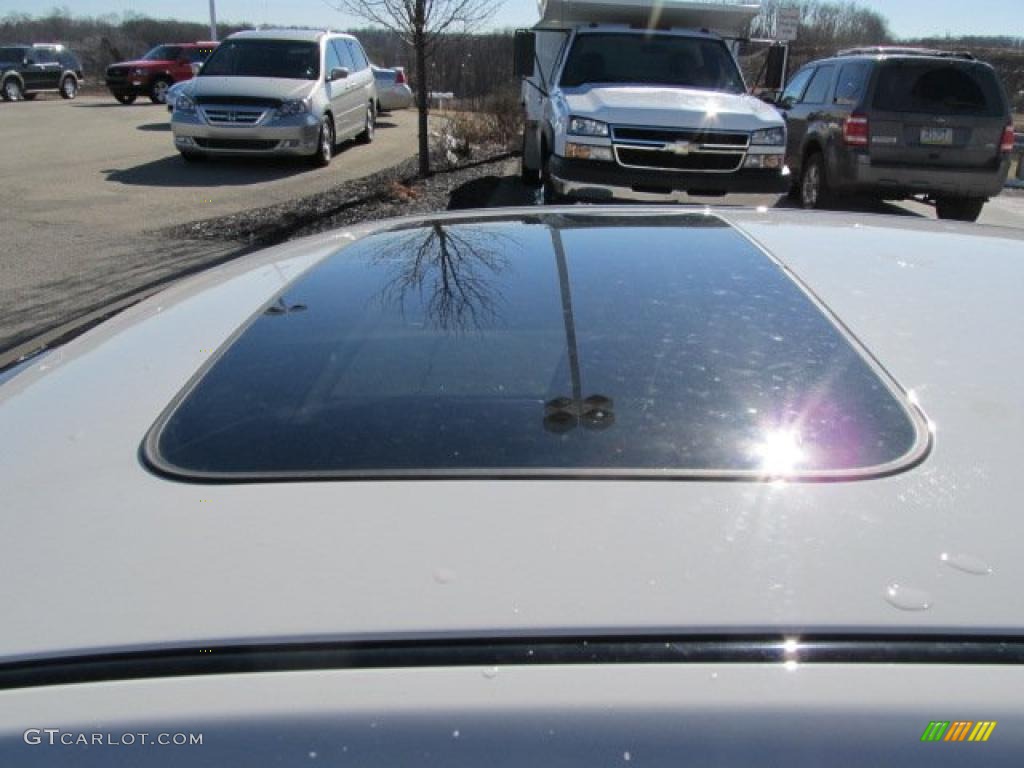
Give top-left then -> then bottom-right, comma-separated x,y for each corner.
105,42 -> 217,104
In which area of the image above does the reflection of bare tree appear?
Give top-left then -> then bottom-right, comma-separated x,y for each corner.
373,223 -> 513,332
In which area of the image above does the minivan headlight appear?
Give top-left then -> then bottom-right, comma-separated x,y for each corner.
568,116 -> 609,137
276,98 -> 312,118
174,93 -> 196,114
751,126 -> 786,146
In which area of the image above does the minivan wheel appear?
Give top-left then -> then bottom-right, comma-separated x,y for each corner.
799,152 -> 831,210
935,197 -> 985,223
310,116 -> 334,167
357,103 -> 375,144
149,78 -> 172,104
2,78 -> 23,101
60,76 -> 78,99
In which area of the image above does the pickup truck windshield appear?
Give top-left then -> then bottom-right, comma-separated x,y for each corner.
560,34 -> 745,93
142,45 -> 182,61
199,40 -> 320,80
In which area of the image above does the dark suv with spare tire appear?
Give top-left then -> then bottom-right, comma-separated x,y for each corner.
777,47 -> 1014,221
0,44 -> 83,101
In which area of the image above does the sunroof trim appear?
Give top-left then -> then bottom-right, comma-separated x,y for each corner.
141,212 -> 932,484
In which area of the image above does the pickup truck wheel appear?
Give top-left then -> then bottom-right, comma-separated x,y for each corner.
2,78 -> 23,101
60,76 -> 78,99
357,104 -> 375,144
114,92 -> 137,105
799,152 -> 832,210
309,116 -> 334,167
935,197 -> 985,222
149,78 -> 172,104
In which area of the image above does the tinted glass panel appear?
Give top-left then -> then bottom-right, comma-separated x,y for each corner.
331,39 -> 355,71
780,67 -> 813,105
835,61 -> 869,104
801,65 -> 834,104
147,214 -> 926,481
560,34 -> 745,93
143,45 -> 182,61
873,61 -> 1005,116
0,47 -> 28,63
346,39 -> 368,70
200,40 -> 320,80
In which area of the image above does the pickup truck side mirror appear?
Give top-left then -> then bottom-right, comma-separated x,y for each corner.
330,67 -> 350,81
513,30 -> 536,78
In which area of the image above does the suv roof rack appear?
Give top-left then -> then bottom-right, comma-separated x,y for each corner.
837,46 -> 975,60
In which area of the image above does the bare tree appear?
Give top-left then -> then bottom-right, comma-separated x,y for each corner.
331,0 -> 503,177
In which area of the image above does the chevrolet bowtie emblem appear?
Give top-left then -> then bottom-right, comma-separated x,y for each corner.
667,140 -> 694,155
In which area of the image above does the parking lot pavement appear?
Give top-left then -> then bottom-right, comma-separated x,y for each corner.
0,96 -> 417,355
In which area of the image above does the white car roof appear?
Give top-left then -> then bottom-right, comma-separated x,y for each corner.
225,29 -> 354,43
2,208 -> 1023,664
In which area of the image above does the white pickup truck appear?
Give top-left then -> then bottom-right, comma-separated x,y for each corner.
514,0 -> 790,202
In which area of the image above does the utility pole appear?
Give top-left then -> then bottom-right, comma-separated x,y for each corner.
209,0 -> 218,41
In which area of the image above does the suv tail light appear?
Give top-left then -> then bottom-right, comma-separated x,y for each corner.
394,68 -> 406,85
1000,124 -> 1015,154
843,114 -> 869,147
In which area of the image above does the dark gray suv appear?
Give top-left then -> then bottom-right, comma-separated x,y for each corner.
777,47 -> 1014,221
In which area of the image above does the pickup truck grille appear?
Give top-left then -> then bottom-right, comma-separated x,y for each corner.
193,138 -> 279,151
612,126 -> 750,148
200,107 -> 267,126
105,66 -> 129,84
615,147 -> 744,172
611,125 -> 749,173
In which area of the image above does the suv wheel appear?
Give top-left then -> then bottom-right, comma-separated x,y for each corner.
2,78 -> 23,101
799,152 -> 832,210
149,78 -> 172,104
310,115 -> 334,167
60,76 -> 78,100
357,103 -> 375,144
114,92 -> 137,105
935,197 -> 985,223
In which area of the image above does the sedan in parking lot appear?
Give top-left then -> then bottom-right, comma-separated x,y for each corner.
372,64 -> 413,111
3,207 -> 1024,763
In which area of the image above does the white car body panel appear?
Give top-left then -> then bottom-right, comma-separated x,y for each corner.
3,665 -> 1024,762
2,210 -> 1024,665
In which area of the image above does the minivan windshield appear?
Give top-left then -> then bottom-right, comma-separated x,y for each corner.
199,39 -> 320,80
560,34 -> 745,92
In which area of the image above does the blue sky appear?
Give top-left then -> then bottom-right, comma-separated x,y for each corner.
2,1 -> 1023,39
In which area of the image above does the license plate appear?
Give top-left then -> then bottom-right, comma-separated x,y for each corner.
920,127 -> 953,146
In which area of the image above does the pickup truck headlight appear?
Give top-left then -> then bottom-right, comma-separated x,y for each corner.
750,127 -> 786,146
568,116 -> 609,137
174,93 -> 196,114
276,98 -> 312,118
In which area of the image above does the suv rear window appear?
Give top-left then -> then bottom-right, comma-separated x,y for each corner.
872,61 -> 1005,116
145,214 -> 928,482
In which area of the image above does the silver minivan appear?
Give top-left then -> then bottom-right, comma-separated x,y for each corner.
171,29 -> 377,167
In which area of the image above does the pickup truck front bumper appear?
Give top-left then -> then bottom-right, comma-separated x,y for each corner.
549,157 -> 790,201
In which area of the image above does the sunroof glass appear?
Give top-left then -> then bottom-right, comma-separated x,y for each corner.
144,213 -> 929,481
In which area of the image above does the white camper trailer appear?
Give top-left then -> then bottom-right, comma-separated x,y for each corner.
514,0 -> 790,202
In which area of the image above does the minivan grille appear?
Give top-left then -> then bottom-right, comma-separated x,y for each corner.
193,138 -> 279,151
200,107 -> 267,126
